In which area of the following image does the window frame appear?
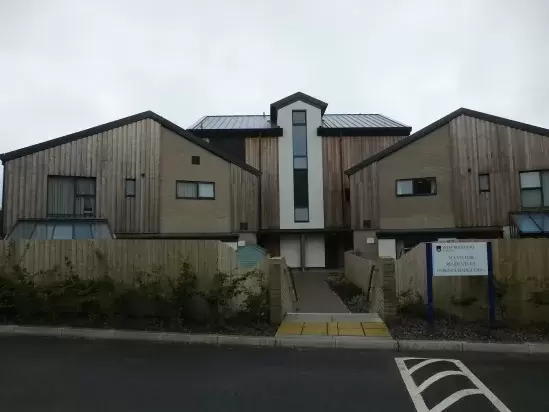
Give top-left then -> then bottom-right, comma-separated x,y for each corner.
47,175 -> 97,217
478,173 -> 490,193
125,178 -> 136,198
519,170 -> 549,209
175,180 -> 216,200
395,177 -> 437,197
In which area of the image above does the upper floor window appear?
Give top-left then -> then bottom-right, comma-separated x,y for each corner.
479,174 -> 490,192
176,181 -> 215,200
125,179 -> 136,197
396,177 -> 437,197
520,171 -> 549,208
47,176 -> 96,217
292,110 -> 309,222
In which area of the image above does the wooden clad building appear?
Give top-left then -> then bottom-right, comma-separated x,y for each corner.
1,111 -> 260,240
346,108 -> 549,259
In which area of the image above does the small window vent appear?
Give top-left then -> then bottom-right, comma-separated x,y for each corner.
240,222 -> 248,231
362,219 -> 371,229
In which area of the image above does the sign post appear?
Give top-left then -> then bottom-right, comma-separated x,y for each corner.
426,241 -> 494,327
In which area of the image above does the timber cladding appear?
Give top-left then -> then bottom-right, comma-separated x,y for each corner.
3,119 -> 259,236
3,119 -> 162,234
322,135 -> 406,228
350,114 -> 549,229
245,137 -> 279,229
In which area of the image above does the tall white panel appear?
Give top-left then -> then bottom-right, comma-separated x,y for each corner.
280,235 -> 301,268
277,101 -> 325,230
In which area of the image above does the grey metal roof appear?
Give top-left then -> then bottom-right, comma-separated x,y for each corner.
189,114 -> 407,130
189,115 -> 272,130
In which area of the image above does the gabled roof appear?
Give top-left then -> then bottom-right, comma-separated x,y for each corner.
270,92 -> 328,124
0,111 -> 260,175
345,108 -> 549,176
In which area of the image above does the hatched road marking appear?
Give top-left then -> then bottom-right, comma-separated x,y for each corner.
395,357 -> 512,412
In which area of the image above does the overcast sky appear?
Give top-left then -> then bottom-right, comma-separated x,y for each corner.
1,0 -> 548,158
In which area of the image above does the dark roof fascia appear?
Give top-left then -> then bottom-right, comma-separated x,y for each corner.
345,108 -> 549,176
317,126 -> 412,137
258,227 -> 351,234
270,92 -> 328,125
0,111 -> 261,176
191,128 -> 283,138
116,232 -> 239,241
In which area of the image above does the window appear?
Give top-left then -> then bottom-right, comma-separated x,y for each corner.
479,174 -> 490,192
125,179 -> 136,197
292,110 -> 309,222
520,171 -> 549,208
396,178 -> 437,196
176,181 -> 215,199
47,176 -> 96,216
192,156 -> 200,165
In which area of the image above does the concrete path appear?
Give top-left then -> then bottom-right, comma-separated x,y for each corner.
293,270 -> 349,313
1,336 -> 548,411
276,312 -> 392,338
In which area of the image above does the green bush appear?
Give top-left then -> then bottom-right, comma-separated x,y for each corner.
0,246 -> 267,329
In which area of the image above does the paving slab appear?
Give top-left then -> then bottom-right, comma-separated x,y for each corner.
292,271 -> 349,313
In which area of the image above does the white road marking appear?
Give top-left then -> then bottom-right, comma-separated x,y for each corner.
417,371 -> 465,393
430,388 -> 484,412
395,357 -> 512,412
408,358 -> 447,374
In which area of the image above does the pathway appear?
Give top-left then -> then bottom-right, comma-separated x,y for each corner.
292,270 -> 349,313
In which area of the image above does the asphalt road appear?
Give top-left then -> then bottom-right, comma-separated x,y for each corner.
0,336 -> 547,412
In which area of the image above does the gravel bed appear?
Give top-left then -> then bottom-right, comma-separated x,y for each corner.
387,316 -> 549,343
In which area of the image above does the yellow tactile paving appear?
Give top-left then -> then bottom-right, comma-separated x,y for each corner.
275,317 -> 392,338
363,328 -> 391,337
338,328 -> 365,336
337,322 -> 363,330
302,322 -> 328,335
276,322 -> 304,335
361,322 -> 387,329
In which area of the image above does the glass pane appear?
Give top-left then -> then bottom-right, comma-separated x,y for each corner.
47,224 -> 55,239
75,196 -> 95,216
92,223 -> 113,239
177,182 -> 197,198
47,177 -> 75,215
479,174 -> 490,191
520,171 -> 541,188
293,157 -> 307,169
521,189 -> 542,208
512,214 -> 542,233
294,208 -> 309,222
74,223 -> 93,239
292,111 -> 306,124
293,169 -> 309,207
8,221 -> 36,239
414,178 -> 436,195
76,178 -> 96,195
52,223 -> 73,239
292,125 -> 307,156
125,179 -> 136,196
198,183 -> 215,199
396,180 -> 413,195
32,223 -> 48,240
542,172 -> 549,206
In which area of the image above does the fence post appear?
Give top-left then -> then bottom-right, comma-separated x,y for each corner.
380,258 -> 397,319
267,258 -> 283,325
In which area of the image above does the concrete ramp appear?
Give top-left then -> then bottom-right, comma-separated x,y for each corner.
276,313 -> 392,339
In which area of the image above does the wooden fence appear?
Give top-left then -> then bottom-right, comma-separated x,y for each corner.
0,240 -> 240,290
396,240 -> 549,323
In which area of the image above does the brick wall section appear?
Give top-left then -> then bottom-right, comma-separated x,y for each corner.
268,257 -> 297,325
